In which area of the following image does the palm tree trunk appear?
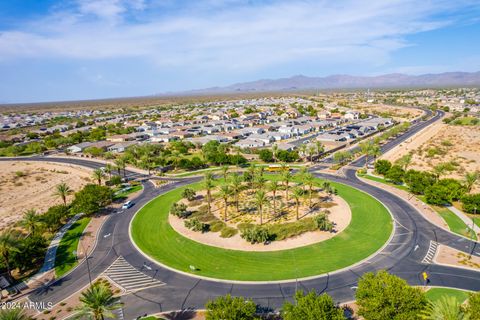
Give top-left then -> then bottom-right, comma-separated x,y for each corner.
3,254 -> 13,282
296,202 -> 299,220
259,205 -> 263,225
224,199 -> 228,222
207,191 -> 211,214
273,191 -> 276,215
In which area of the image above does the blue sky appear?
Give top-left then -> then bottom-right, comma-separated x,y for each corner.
0,0 -> 479,103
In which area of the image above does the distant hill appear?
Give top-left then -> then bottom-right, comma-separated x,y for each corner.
173,71 -> 480,95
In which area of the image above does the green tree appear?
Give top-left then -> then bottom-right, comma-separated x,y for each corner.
205,294 -> 259,320
74,282 -> 122,320
374,160 -> 392,175
461,194 -> 480,214
0,232 -> 20,282
219,185 -> 232,222
204,172 -> 215,215
182,188 -> 196,201
272,144 -> 279,163
423,296 -> 466,320
0,307 -> 30,320
304,173 -> 315,208
466,291 -> 480,319
385,165 -> 405,184
255,190 -> 268,225
356,270 -> 427,320
71,184 -> 113,215
221,165 -> 229,181
316,141 -> 324,158
396,153 -> 413,171
22,209 -> 40,235
259,149 -> 274,162
92,168 -> 105,186
404,170 -> 436,195
54,181 -> 73,206
268,181 -> 280,215
464,171 -> 479,193
282,169 -> 293,202
282,290 -> 345,320
292,187 -> 304,220
230,174 -> 242,213
114,158 -> 126,178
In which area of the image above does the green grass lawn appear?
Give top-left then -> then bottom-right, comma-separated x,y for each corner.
434,207 -> 477,240
114,184 -> 143,200
358,174 -> 409,191
425,288 -> 470,304
131,177 -> 392,281
54,216 -> 91,277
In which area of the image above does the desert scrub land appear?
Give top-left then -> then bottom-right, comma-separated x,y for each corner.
353,103 -> 423,121
0,161 -> 92,228
383,123 -> 480,190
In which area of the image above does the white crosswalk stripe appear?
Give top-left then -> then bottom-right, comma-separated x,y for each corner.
104,257 -> 165,292
422,241 -> 439,264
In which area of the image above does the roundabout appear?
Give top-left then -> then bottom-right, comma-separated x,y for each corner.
130,177 -> 393,282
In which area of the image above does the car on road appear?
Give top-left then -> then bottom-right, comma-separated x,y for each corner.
122,201 -> 134,209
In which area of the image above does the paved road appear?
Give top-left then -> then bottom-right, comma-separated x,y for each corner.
3,110 -> 479,319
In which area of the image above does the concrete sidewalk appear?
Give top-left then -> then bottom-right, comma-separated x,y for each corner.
447,206 -> 480,234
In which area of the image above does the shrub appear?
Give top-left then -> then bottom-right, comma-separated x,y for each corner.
182,188 -> 196,201
314,212 -> 334,231
220,227 -> 238,238
461,194 -> 480,214
170,202 -> 190,218
209,220 -> 226,232
385,165 -> 405,184
184,218 -> 209,233
259,149 -> 274,162
268,218 -> 317,241
404,170 -> 436,195
241,226 -> 271,244
374,160 -> 391,175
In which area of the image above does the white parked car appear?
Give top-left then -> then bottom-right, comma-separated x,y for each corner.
122,201 -> 134,209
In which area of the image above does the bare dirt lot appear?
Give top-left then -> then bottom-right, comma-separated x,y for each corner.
382,122 -> 480,190
0,161 -> 93,229
353,103 -> 424,121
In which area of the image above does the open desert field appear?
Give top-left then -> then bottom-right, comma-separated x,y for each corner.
0,161 -> 93,229
382,122 -> 480,189
353,103 -> 424,121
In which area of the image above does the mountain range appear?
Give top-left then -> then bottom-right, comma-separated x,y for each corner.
173,71 -> 480,95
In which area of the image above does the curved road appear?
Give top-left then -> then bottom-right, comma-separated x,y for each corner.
2,109 -> 479,319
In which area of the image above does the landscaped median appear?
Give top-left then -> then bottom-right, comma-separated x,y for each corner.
130,178 -> 392,282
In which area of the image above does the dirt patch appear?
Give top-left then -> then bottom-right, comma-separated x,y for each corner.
382,122 -> 480,191
0,161 -> 93,229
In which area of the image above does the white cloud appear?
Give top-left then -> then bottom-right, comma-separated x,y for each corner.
0,0 -> 477,73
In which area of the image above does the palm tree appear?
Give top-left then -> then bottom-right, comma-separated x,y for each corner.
221,165 -> 229,181
464,171 -> 479,193
246,164 -> 256,189
298,167 -> 308,192
230,174 -> 242,212
0,232 -> 19,282
268,181 -> 280,215
104,163 -> 113,179
0,307 -> 30,320
114,158 -> 126,178
22,209 -> 39,235
92,168 -> 105,186
307,144 -> 316,162
54,181 -> 72,206
397,153 -> 412,171
369,143 -> 381,164
299,144 -> 307,160
315,141 -> 324,159
304,173 -> 315,208
360,141 -> 372,168
255,190 -> 268,225
282,170 -> 293,202
254,174 -> 267,191
423,296 -> 466,320
272,144 -> 279,163
219,185 -> 231,222
74,282 -> 123,320
204,172 -> 215,215
292,188 -> 303,220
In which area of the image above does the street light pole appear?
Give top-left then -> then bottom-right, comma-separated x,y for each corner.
80,236 -> 93,286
